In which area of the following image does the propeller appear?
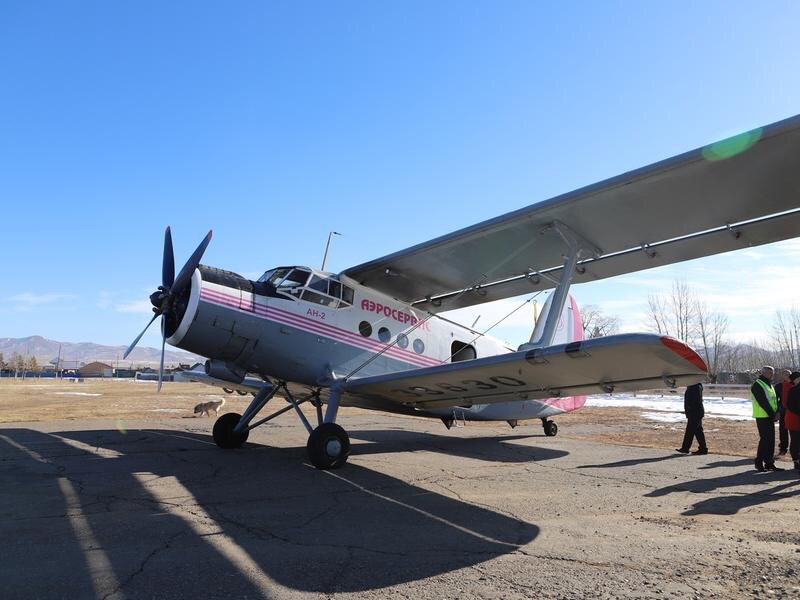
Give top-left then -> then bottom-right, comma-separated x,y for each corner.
123,226 -> 212,391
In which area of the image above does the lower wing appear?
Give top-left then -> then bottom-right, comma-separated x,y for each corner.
343,334 -> 706,409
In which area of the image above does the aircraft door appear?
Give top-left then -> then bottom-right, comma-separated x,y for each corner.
451,341 -> 476,362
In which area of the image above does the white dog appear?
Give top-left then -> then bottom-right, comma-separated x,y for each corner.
193,398 -> 226,417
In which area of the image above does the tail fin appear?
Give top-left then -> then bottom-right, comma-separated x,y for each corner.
529,293 -> 583,346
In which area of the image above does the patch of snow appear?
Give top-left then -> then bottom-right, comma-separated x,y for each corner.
587,393 -> 752,421
52,392 -> 103,397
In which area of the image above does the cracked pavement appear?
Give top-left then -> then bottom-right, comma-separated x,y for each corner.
1,415 -> 799,599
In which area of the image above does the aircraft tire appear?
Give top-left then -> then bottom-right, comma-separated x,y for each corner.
307,423 -> 350,469
236,390 -> 249,396
543,420 -> 558,437
222,388 -> 234,394
213,412 -> 249,449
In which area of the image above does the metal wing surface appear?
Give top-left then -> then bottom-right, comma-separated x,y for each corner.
342,334 -> 707,409
341,114 -> 800,310
182,369 -> 272,394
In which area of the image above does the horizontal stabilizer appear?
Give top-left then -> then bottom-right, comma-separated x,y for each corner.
343,334 -> 707,409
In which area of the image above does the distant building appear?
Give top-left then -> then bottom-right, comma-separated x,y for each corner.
78,362 -> 113,378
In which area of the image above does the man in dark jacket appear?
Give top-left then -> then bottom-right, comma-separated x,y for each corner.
676,382 -> 707,455
774,369 -> 792,455
785,371 -> 800,473
751,366 -> 783,472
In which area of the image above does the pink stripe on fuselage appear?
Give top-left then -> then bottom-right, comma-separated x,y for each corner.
198,287 -> 440,368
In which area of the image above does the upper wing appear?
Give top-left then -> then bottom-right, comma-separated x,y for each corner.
341,115 -> 800,310
342,334 -> 706,409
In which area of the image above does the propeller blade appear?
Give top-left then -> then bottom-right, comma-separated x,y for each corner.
123,312 -> 159,359
162,226 -> 175,288
157,316 -> 166,392
172,230 -> 212,297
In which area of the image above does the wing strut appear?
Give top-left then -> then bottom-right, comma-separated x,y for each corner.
521,221 -> 600,349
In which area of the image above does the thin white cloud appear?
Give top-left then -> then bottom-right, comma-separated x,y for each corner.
2,292 -> 76,311
116,299 -> 154,314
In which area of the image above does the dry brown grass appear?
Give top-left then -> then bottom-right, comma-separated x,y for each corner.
0,378 -> 778,460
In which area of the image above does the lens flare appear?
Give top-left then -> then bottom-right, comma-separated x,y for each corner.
702,128 -> 763,161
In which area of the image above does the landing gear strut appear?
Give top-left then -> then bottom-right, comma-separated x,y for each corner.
211,381 -> 350,469
541,418 -> 558,437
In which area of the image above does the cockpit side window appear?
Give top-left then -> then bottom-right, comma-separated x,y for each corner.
307,275 -> 329,294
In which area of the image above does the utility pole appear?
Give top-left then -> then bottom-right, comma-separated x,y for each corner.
321,231 -> 342,272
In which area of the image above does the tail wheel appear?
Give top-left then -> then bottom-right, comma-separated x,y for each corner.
307,423 -> 350,469
543,420 -> 558,437
213,412 -> 249,449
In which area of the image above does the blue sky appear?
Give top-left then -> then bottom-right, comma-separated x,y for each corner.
1,1 -> 799,351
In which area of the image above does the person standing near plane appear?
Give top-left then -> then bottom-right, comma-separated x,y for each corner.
785,371 -> 800,474
676,382 -> 707,455
774,369 -> 792,455
751,366 -> 783,472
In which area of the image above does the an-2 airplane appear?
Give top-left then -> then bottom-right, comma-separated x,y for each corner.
125,114 -> 800,469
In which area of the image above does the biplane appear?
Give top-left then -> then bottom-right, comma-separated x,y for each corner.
125,114 -> 800,468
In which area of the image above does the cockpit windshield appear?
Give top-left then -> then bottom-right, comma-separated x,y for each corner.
257,267 -> 354,308
259,268 -> 310,289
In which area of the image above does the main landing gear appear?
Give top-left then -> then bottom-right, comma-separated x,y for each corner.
541,418 -> 558,437
211,381 -> 350,469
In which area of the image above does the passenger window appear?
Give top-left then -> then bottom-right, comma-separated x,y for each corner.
359,321 -> 372,337
378,327 -> 391,343
396,333 -> 409,349
413,339 -> 425,354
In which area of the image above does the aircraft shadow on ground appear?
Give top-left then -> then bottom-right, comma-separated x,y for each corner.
347,429 -> 569,463
0,427 -> 539,596
646,468 -> 800,516
575,453 -> 685,469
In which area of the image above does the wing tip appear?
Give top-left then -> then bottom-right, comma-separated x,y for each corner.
660,336 -> 708,373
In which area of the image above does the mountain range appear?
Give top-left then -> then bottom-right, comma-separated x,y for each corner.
0,336 -> 201,367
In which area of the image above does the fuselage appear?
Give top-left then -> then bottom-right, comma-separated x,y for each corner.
165,265 -> 585,421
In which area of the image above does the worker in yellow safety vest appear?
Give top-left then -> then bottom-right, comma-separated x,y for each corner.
750,366 -> 783,472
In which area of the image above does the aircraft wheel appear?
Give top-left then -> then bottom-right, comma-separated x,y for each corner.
236,390 -> 249,396
213,412 -> 249,449
222,387 -> 234,394
307,423 -> 350,469
543,420 -> 558,437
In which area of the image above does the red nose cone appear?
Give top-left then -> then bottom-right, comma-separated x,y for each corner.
660,337 -> 708,372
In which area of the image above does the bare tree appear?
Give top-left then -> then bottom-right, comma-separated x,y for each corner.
25,356 -> 39,376
11,352 -> 24,379
645,280 -> 697,342
695,300 -> 729,382
646,294 -> 670,335
580,305 -> 621,339
772,307 -> 800,368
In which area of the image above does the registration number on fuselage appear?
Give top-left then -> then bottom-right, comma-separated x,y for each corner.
390,376 -> 526,398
